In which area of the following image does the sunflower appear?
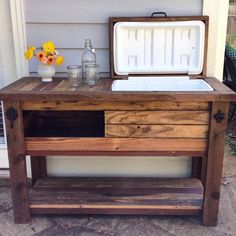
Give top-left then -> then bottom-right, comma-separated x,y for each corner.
42,41 -> 55,54
55,56 -> 64,66
24,46 -> 36,60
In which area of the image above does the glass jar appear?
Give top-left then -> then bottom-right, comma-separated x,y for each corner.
81,39 -> 96,83
85,64 -> 99,87
67,65 -> 82,87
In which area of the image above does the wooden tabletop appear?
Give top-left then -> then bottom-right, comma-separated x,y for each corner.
0,77 -> 236,102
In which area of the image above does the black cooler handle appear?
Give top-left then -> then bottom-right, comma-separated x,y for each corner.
151,12 -> 167,18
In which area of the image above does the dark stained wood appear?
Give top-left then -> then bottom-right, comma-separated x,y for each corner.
23,111 -> 105,138
200,156 -> 207,187
31,156 -> 47,186
191,156 -> 207,185
0,76 -> 235,225
202,102 -> 229,226
105,124 -> 208,138
25,137 -> 208,155
0,77 -> 236,102
3,102 -> 31,223
30,177 -> 203,216
191,157 -> 202,179
105,111 -> 210,125
26,151 -> 207,157
22,101 -> 211,111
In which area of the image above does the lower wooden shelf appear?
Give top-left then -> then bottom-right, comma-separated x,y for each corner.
25,137 -> 208,156
30,177 -> 203,216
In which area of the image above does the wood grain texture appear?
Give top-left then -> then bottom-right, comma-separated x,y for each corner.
191,157 -> 202,179
25,0 -> 202,23
202,102 -> 229,226
25,137 -> 208,155
105,124 -> 208,138
1,77 -> 235,102
105,111 -> 210,125
22,101 -> 211,111
30,156 -> 47,186
3,102 -> 31,223
30,177 -> 203,215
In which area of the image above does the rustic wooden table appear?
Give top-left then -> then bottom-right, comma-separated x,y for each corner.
0,77 -> 235,225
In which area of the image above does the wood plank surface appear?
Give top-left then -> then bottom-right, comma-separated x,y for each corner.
105,111 -> 210,124
1,77 -> 236,102
22,101 -> 210,111
105,125 -> 208,138
30,177 -> 203,216
202,102 -> 229,226
3,102 -> 31,223
25,137 -> 208,155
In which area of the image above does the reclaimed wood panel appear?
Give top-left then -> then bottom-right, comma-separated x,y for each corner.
105,125 -> 208,138
30,177 -> 203,215
25,0 -> 202,24
25,137 -> 208,155
105,111 -> 210,125
30,156 -> 47,186
3,102 -> 31,223
203,102 -> 229,226
1,78 -> 236,102
22,101 -> 211,111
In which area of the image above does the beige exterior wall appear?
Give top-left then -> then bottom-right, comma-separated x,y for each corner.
203,0 -> 229,81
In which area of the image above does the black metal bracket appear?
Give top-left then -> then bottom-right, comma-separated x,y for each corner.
213,110 -> 225,123
5,107 -> 18,128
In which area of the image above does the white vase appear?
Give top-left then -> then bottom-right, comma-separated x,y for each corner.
37,63 -> 55,82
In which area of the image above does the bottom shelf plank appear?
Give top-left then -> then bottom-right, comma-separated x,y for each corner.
30,177 -> 203,216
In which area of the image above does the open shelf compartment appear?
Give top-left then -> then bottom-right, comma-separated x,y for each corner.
23,110 -> 105,138
30,177 -> 203,215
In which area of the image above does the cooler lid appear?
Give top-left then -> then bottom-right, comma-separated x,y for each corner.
113,20 -> 205,76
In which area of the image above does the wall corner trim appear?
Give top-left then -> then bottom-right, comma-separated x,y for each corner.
203,0 -> 229,81
10,0 -> 29,79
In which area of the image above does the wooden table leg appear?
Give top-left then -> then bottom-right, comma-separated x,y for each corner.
31,156 -> 47,186
191,157 -> 201,179
4,102 -> 31,223
202,102 -> 229,226
191,156 -> 207,186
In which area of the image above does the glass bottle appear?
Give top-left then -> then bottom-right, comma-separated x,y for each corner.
82,39 -> 96,83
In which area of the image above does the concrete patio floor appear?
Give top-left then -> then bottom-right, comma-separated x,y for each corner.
0,146 -> 236,236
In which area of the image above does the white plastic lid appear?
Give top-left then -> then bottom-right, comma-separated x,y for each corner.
113,21 -> 205,75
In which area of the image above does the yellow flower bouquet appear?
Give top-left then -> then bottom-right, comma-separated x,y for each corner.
25,41 -> 64,66
24,41 -> 64,82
